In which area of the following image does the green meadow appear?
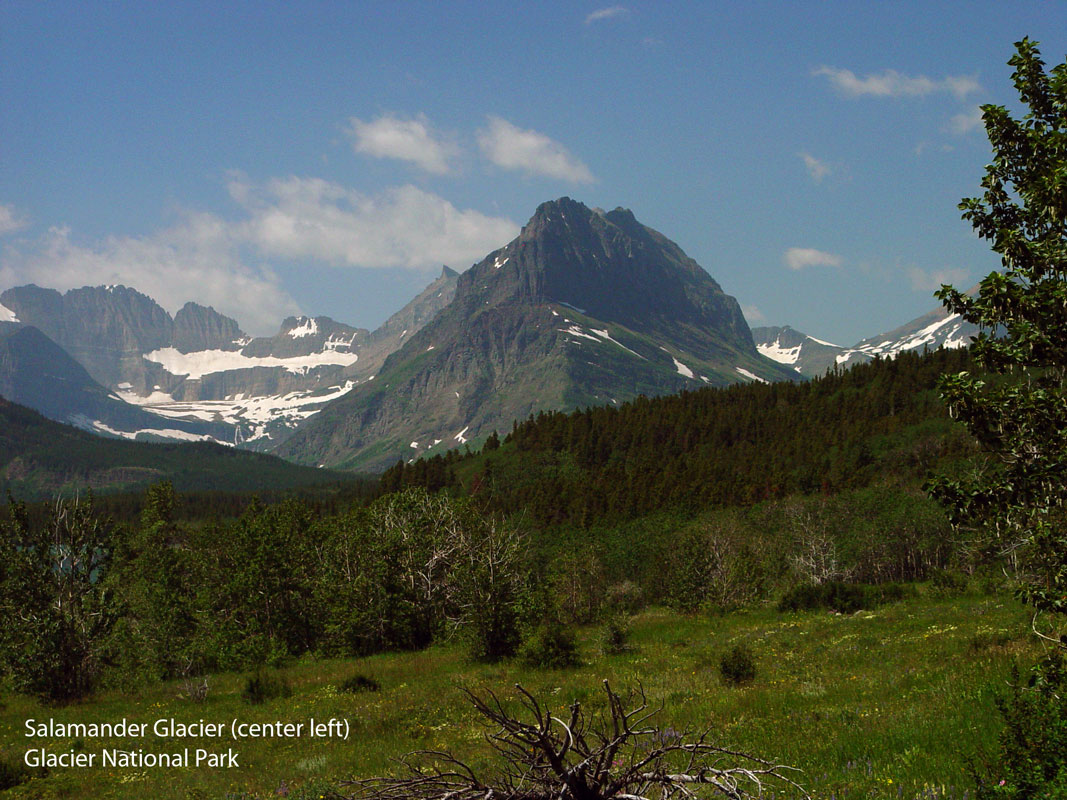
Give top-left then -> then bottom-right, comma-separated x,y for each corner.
0,589 -> 1039,800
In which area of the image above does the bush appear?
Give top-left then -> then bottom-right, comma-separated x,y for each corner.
339,673 -> 380,693
0,754 -> 45,790
976,653 -> 1067,799
604,581 -> 647,615
777,581 -> 908,614
720,644 -> 757,686
519,621 -> 580,669
931,568 -> 970,595
599,615 -> 632,656
241,671 -> 292,705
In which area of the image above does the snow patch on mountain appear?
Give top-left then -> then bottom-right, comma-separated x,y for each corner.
560,324 -> 602,343
590,328 -> 645,359
757,339 -> 802,365
117,381 -> 358,443
323,333 -> 358,351
735,367 -> 768,384
0,303 -> 18,323
671,356 -> 694,379
287,317 -> 319,338
85,418 -> 229,445
143,346 -> 359,379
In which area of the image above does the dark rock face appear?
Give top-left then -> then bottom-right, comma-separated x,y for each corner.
274,198 -> 797,472
0,285 -> 174,387
172,303 -> 245,353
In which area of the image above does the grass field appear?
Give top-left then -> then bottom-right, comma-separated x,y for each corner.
0,589 -> 1040,799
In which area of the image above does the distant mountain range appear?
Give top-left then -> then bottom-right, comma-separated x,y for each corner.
0,196 -> 979,477
0,267 -> 457,447
752,301 -> 977,376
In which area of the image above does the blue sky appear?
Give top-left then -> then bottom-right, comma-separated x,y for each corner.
1,2 -> 1064,342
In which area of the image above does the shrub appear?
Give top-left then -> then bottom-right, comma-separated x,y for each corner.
339,673 -> 380,693
604,581 -> 647,615
241,671 -> 292,705
519,621 -> 580,669
931,568 -> 970,595
777,581 -> 909,614
599,615 -> 632,656
0,754 -> 45,790
719,644 -> 757,686
976,653 -> 1067,799
180,676 -> 209,703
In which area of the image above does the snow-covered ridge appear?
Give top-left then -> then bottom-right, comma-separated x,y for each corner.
835,313 -> 968,365
0,302 -> 18,323
143,346 -> 358,379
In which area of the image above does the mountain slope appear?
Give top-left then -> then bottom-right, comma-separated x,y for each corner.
0,395 -> 344,500
276,198 -> 797,472
0,323 -> 231,443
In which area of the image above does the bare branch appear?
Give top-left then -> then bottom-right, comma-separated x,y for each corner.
342,683 -> 809,800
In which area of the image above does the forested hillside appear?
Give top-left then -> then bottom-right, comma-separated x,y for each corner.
380,347 -> 977,525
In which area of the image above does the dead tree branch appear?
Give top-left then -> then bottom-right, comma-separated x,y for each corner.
342,681 -> 808,800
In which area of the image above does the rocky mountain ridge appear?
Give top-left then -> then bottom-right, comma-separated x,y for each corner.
274,198 -> 798,472
753,298 -> 978,376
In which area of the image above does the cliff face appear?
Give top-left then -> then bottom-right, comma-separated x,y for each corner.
171,302 -> 245,353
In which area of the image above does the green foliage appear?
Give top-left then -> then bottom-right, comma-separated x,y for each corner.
519,620 -> 580,669
929,38 -> 1067,619
925,41 -> 1067,798
931,568 -> 971,596
241,671 -> 292,705
0,494 -> 116,702
338,674 -> 381,693
777,581 -> 907,614
598,614 -> 632,655
604,580 -> 647,615
977,654 -> 1067,799
0,754 -> 45,790
719,644 -> 757,686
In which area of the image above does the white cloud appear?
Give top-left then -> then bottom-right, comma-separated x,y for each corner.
908,266 -> 969,292
784,248 -> 843,270
230,177 -> 519,270
1,178 -> 518,335
346,113 -> 459,174
948,105 -> 984,135
0,204 -> 28,236
741,304 -> 766,324
477,116 -> 595,184
0,215 -> 298,335
813,66 -> 981,100
585,6 -> 629,24
800,153 -> 831,183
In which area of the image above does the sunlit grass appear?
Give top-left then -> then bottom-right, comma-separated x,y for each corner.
0,589 -> 1038,799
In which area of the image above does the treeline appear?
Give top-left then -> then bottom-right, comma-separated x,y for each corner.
0,476 -> 962,703
0,486 -> 530,701
380,347 -> 977,526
